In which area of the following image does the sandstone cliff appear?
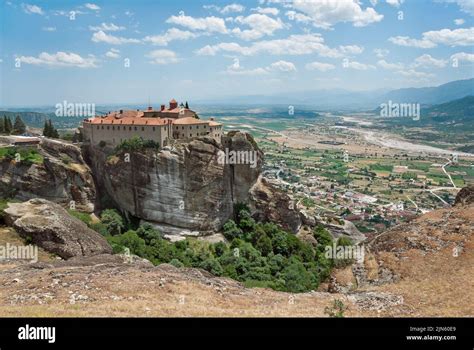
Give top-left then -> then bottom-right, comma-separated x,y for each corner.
83,132 -> 301,237
0,139 -> 95,212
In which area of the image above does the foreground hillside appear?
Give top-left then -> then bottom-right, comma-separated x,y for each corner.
0,187 -> 472,317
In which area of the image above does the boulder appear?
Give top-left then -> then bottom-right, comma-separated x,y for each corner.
3,198 -> 112,259
454,185 -> 474,206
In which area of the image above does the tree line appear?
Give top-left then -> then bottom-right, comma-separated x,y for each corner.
0,115 -> 60,138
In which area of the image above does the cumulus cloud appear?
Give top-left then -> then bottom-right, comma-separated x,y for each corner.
386,0 -> 404,8
436,0 -> 474,16
373,48 -> 389,58
91,31 -> 140,45
224,58 -> 296,75
252,7 -> 280,16
396,69 -> 435,79
105,48 -> 120,59
196,34 -> 342,58
451,51 -> 474,63
89,23 -> 126,32
231,14 -> 285,40
339,45 -> 364,55
454,18 -> 465,25
389,27 -> 474,48
343,60 -> 376,70
411,54 -> 447,68
377,59 -> 404,70
85,3 -> 100,11
146,49 -> 180,64
143,28 -> 198,46
305,61 -> 336,71
42,27 -> 56,32
21,3 -> 44,15
17,51 -> 98,68
289,0 -> 383,29
220,4 -> 245,14
166,14 -> 227,33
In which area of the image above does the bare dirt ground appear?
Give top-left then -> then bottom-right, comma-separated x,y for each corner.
0,199 -> 472,318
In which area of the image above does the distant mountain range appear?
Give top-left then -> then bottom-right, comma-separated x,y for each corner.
197,78 -> 474,111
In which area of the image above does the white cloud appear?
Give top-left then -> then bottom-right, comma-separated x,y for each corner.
285,10 -> 313,24
411,54 -> 447,68
377,59 -> 404,70
451,51 -> 474,63
454,18 -> 465,25
89,23 -> 126,32
396,69 -> 435,79
196,34 -> 342,58
305,61 -> 336,71
85,3 -> 100,11
105,48 -> 120,59
436,0 -> 474,16
143,28 -> 198,46
146,49 -> 180,64
339,45 -> 364,55
166,14 -> 227,33
373,48 -> 389,58
269,60 -> 297,72
91,31 -> 140,45
224,58 -> 296,75
42,27 -> 56,32
252,7 -> 279,16
221,4 -> 245,14
231,14 -> 285,40
289,0 -> 383,29
388,36 -> 436,48
389,27 -> 474,48
18,51 -> 98,68
21,3 -> 44,15
369,0 -> 378,6
343,60 -> 376,70
386,0 -> 404,8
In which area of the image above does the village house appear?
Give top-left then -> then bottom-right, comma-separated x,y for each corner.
81,99 -> 223,147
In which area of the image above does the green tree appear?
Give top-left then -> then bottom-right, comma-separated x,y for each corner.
4,116 -> 12,134
136,223 -> 162,244
100,209 -> 125,235
0,116 -> 4,134
13,115 -> 26,135
222,220 -> 243,240
185,101 -> 189,109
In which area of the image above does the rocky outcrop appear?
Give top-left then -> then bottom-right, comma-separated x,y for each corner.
0,139 -> 95,212
3,198 -> 112,259
84,132 -> 285,236
454,185 -> 474,206
248,177 -> 301,233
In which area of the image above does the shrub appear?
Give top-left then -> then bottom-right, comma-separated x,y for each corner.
222,220 -> 243,240
136,223 -> 162,244
107,230 -> 146,256
67,209 -> 92,226
199,258 -> 223,276
100,209 -> 125,235
169,258 -> 184,268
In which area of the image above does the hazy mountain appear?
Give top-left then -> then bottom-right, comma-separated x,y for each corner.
380,78 -> 474,105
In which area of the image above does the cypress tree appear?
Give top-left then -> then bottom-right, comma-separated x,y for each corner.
185,101 -> 189,109
4,116 -> 12,134
13,115 -> 27,135
0,116 -> 4,133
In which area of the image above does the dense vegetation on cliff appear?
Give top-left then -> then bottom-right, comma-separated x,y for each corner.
70,205 -> 349,293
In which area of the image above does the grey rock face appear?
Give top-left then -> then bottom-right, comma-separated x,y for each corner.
0,139 -> 96,212
3,198 -> 112,259
84,132 -> 266,235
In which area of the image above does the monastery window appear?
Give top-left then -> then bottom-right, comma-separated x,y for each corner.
134,127 -> 137,131
107,126 -> 109,130
129,127 -> 132,131
141,127 -> 144,131
101,126 -> 104,129
153,127 -> 155,131
112,126 -> 115,130
182,127 -> 184,130
96,126 -> 99,130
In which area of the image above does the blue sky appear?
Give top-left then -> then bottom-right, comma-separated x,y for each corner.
0,0 -> 473,106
